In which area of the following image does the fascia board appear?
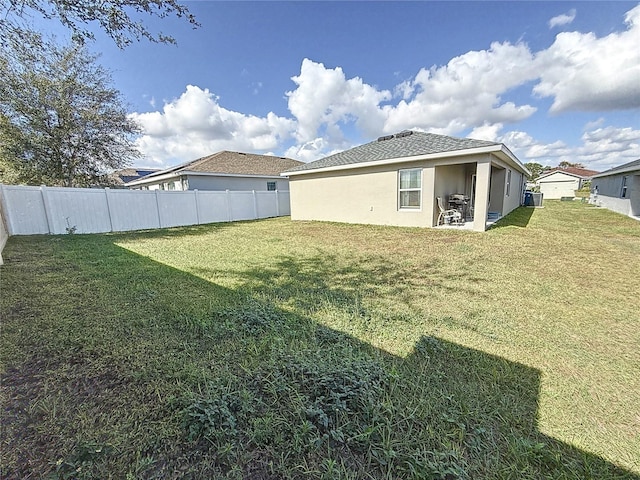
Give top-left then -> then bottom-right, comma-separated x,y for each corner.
125,171 -> 180,186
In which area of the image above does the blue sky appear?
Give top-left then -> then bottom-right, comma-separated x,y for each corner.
29,1 -> 640,170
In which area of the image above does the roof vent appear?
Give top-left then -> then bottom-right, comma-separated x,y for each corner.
377,135 -> 394,142
395,130 -> 413,138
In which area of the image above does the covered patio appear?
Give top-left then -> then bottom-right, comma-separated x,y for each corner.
432,158 -> 523,231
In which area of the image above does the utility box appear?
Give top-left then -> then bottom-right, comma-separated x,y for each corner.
524,192 -> 543,207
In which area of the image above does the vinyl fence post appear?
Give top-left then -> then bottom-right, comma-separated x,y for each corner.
40,185 -> 55,234
194,189 -> 201,225
0,184 -> 15,236
252,190 -> 258,219
275,190 -> 280,217
104,188 -> 115,232
154,189 -> 162,228
226,190 -> 232,222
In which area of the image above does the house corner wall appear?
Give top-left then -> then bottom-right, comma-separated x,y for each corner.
473,159 -> 491,232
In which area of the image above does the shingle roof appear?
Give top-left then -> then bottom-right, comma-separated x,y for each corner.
538,166 -> 600,180
110,168 -> 160,185
141,151 -> 303,180
593,158 -> 640,177
286,131 -> 500,173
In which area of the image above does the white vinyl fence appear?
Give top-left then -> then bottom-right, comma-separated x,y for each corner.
0,184 -> 291,237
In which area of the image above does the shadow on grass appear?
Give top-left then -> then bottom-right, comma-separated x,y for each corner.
1,236 -> 637,479
491,206 -> 535,229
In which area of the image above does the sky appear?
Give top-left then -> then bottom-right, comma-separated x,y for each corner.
29,1 -> 640,171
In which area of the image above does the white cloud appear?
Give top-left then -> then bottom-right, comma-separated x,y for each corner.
498,124 -> 640,171
130,85 -> 295,167
283,137 -> 344,163
469,123 -> 504,142
286,59 -> 391,144
383,41 -> 538,135
283,48 -> 538,157
549,9 -> 576,29
130,6 -> 640,166
534,4 -> 640,113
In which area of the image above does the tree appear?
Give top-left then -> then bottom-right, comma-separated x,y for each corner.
0,0 -> 198,48
0,34 -> 141,187
558,160 -> 585,169
524,162 -> 545,181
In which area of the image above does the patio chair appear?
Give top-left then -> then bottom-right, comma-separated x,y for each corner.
437,196 -> 463,225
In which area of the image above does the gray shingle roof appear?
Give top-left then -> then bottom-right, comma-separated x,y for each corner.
286,131 -> 500,173
593,158 -> 640,177
141,151 -> 303,180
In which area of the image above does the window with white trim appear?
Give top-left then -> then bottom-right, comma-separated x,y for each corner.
506,169 -> 512,196
621,176 -> 628,198
398,168 -> 422,209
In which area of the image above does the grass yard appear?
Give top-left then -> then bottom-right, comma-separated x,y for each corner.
1,201 -> 639,479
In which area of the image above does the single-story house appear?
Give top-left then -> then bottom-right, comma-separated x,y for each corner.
126,151 -> 303,191
535,167 -> 598,200
109,167 -> 160,187
282,131 -> 529,232
590,159 -> 640,219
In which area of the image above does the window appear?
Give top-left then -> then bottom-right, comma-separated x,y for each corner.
621,176 -> 628,198
399,168 -> 422,209
267,181 -> 277,191
506,169 -> 512,196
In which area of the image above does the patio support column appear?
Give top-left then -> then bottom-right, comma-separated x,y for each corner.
473,157 -> 492,232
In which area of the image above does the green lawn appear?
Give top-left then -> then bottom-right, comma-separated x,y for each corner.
1,201 -> 639,479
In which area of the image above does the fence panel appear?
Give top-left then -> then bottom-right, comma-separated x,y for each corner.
229,191 -> 257,221
256,191 -> 278,218
0,184 -> 290,237
156,191 -> 198,228
278,191 -> 291,216
45,187 -> 112,234
107,189 -> 161,232
0,185 -> 50,234
196,191 -> 232,224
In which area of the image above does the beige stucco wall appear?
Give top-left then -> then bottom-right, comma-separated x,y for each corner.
502,169 -> 525,214
288,153 -> 506,229
289,163 -> 436,227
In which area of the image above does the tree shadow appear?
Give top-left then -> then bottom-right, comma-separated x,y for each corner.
1,237 -> 637,479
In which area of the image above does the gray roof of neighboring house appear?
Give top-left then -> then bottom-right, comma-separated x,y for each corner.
592,158 -> 640,178
537,167 -> 600,180
285,131 -> 500,173
129,151 -> 303,184
111,168 -> 160,185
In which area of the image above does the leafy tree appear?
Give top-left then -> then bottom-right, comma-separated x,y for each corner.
524,162 -> 546,181
0,0 -> 199,48
0,34 -> 141,187
558,160 -> 585,169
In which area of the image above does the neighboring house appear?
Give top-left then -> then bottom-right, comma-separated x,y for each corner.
590,159 -> 640,219
282,131 -> 529,232
535,167 -> 598,199
110,168 -> 160,187
125,151 -> 303,191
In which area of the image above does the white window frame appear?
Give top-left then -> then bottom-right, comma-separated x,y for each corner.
398,168 -> 422,210
506,169 -> 512,196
